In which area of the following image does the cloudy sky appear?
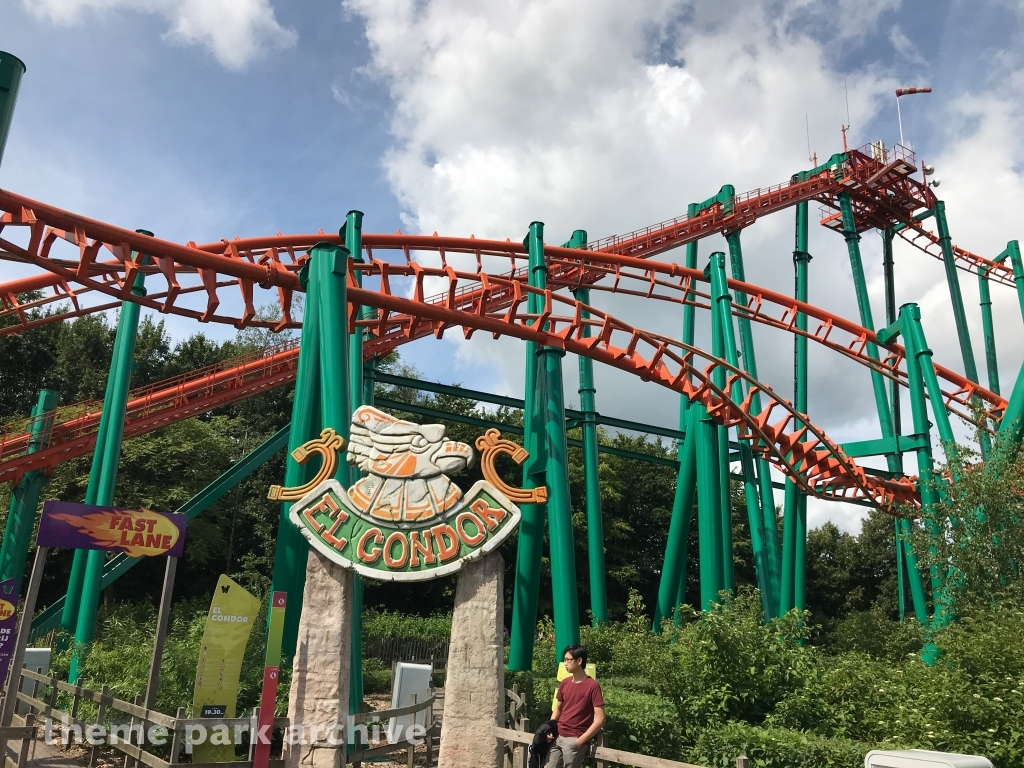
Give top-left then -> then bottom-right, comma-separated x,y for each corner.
3,0 -> 1024,532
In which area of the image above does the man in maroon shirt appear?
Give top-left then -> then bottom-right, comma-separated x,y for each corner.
545,644 -> 605,768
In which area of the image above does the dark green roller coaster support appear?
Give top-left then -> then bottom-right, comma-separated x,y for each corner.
567,229 -> 607,626
723,229 -> 780,611
706,280 -> 733,595
533,223 -> 580,659
708,252 -> 773,616
694,403 -> 723,611
670,203 -> 701,615
882,228 -> 909,621
838,195 -> 930,626
999,241 -> 1024,322
345,211 -> 366,715
67,232 -> 152,683
0,389 -> 58,587
780,203 -> 812,617
878,308 -> 947,660
978,263 -> 1001,396
653,407 -> 697,628
933,202 -> 980,386
0,51 -> 26,169
271,248 -> 324,659
508,222 -> 551,671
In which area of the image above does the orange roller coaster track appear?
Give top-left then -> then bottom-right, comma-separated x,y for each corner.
0,142 -> 1014,514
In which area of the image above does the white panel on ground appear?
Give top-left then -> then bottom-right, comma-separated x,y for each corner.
865,749 -> 994,768
387,662 -> 432,743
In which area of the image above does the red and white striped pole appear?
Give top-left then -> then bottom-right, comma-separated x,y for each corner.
895,87 -> 932,147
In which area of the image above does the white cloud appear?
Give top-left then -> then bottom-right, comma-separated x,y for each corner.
343,0 -> 1024,533
888,24 -> 927,67
23,0 -> 297,70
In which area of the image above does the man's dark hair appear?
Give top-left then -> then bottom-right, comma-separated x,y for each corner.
563,643 -> 587,667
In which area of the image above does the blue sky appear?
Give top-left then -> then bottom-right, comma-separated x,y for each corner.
3,0 -> 1024,531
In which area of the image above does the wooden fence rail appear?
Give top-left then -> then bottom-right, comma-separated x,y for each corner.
10,668 -> 440,768
14,669 -> 289,768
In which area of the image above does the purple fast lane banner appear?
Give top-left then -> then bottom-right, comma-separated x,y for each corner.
38,500 -> 186,557
0,578 -> 19,694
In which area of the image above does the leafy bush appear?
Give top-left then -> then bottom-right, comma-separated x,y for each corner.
690,722 -> 870,768
601,687 -> 682,755
363,657 -> 392,695
362,609 -> 452,641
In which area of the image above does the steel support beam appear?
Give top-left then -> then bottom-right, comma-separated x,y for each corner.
271,250 -> 323,659
67,233 -> 152,683
568,229 -> 607,626
0,389 -> 58,587
508,222 -> 551,671
345,211 -> 365,716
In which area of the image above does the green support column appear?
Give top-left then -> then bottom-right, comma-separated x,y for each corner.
694,403 -> 723,611
724,230 -> 780,608
896,517 -> 906,621
508,223 -> 550,671
653,408 -> 698,628
672,204 -> 701,612
880,311 -> 943,655
531,223 -> 580,657
1003,241 -> 1024,322
708,252 -> 772,613
271,253 -> 324,659
344,211 -> 365,715
978,265 -> 1000,396
0,51 -> 26,169
568,230 -> 607,625
68,232 -> 153,682
898,517 -> 930,626
933,202 -> 980,385
706,288 -> 733,595
0,389 -> 58,586
839,195 -> 930,624
999,357 -> 1024,449
780,203 -> 812,616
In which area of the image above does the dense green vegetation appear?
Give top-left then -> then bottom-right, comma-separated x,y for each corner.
4,302 -> 1024,767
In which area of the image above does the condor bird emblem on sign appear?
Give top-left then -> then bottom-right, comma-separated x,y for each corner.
277,406 -> 544,582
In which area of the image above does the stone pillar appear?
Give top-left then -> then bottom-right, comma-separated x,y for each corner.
438,551 -> 505,768
286,550 -> 353,768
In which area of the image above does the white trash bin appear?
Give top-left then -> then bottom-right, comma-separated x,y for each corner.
865,749 -> 993,768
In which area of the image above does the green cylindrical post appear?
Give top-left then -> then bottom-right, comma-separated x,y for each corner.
724,230 -> 780,606
271,254 -> 324,659
569,230 -> 607,625
898,517 -> 930,626
978,266 -> 1000,396
0,389 -> 58,586
653,409 -> 698,628
1005,241 -> 1024,322
781,203 -> 813,616
508,222 -> 550,671
838,195 -> 899,454
532,223 -> 580,657
896,518 -> 906,621
739,444 -> 773,619
707,289 -> 733,595
933,201 -> 980,385
671,204 -> 701,611
0,52 -> 26,169
840,196 -> 930,622
345,211 -> 365,716
708,252 -> 772,607
898,313 -> 944,652
695,404 -> 723,611
69,232 -> 153,682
